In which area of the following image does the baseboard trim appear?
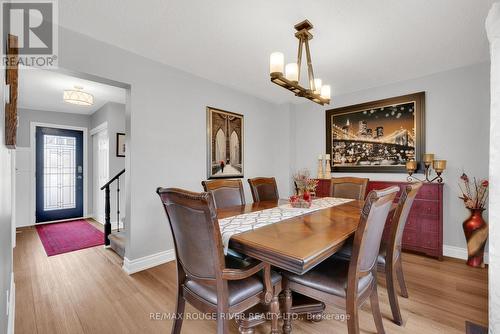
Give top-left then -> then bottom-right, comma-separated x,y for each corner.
443,245 -> 489,264
122,249 -> 176,275
92,217 -> 124,230
17,215 -> 96,228
7,272 -> 15,334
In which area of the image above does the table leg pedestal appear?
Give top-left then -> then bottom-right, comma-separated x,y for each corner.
290,292 -> 325,322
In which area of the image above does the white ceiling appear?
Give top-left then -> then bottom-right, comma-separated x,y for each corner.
58,0 -> 494,104
18,67 -> 126,114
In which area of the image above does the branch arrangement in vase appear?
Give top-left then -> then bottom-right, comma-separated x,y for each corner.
458,173 -> 489,210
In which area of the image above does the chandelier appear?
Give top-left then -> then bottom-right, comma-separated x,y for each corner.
63,86 -> 94,106
269,20 -> 331,105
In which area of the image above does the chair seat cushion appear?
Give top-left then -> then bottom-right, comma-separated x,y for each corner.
184,267 -> 281,307
334,240 -> 387,266
283,258 -> 373,297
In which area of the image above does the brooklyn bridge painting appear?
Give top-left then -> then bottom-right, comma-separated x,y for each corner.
326,93 -> 425,173
207,107 -> 244,179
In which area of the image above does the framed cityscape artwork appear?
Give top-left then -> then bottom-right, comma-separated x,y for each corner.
206,107 -> 244,179
326,92 -> 425,173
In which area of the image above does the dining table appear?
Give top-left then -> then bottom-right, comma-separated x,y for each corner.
216,198 -> 378,333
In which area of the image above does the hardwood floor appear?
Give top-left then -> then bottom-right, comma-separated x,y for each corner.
15,223 -> 488,334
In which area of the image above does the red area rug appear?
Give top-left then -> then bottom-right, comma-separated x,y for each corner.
36,219 -> 104,256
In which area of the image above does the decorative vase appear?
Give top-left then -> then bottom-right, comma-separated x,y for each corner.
462,208 -> 488,268
289,193 -> 312,208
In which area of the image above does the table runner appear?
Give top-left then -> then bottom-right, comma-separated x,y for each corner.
218,197 -> 353,254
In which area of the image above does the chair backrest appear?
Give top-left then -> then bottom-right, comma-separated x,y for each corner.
330,177 -> 369,200
201,179 -> 245,209
157,187 -> 225,281
248,177 -> 279,202
387,182 -> 423,261
350,186 -> 399,275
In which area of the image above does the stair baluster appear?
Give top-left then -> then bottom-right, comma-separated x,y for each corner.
116,178 -> 120,232
104,185 -> 111,246
100,169 -> 125,247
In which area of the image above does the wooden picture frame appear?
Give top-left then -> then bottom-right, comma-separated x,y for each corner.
116,133 -> 125,157
206,106 -> 244,179
326,92 -> 425,173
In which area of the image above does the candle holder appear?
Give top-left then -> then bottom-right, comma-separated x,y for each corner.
406,154 -> 446,183
324,154 -> 332,179
317,155 -> 324,179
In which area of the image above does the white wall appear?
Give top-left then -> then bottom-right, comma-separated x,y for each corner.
15,107 -> 93,226
291,62 -> 490,251
57,27 -> 292,262
0,40 -> 14,334
486,4 -> 499,332
16,108 -> 92,148
14,148 -> 30,228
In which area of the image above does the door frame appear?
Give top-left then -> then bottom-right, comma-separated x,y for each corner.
90,121 -> 108,224
30,121 -> 88,224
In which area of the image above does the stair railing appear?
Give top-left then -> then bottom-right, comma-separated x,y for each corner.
100,169 -> 125,246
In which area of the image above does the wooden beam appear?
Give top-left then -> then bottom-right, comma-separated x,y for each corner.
5,34 -> 18,149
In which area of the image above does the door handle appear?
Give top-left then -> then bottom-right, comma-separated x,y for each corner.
77,166 -> 83,173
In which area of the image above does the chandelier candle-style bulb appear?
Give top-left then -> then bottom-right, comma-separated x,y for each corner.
320,85 -> 331,100
270,52 -> 284,75
285,63 -> 299,82
313,78 -> 322,94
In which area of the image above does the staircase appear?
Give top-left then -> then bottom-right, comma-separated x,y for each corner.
108,230 -> 126,258
101,169 -> 126,257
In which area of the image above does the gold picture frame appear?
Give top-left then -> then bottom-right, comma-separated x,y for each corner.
206,107 -> 244,179
326,92 -> 425,173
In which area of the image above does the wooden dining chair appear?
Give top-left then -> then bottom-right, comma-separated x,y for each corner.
156,187 -> 282,334
202,179 -> 245,209
334,182 -> 423,325
248,177 -> 279,202
330,177 -> 369,200
282,186 -> 399,334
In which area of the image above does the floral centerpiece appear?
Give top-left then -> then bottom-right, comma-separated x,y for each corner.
458,173 -> 489,268
290,169 -> 318,208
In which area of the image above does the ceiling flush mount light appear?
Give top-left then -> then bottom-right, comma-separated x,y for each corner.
63,86 -> 94,106
269,19 -> 331,105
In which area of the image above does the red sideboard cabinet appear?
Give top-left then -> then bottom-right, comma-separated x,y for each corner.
315,179 -> 443,259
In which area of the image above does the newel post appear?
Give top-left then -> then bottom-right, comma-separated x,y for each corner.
104,185 -> 111,246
